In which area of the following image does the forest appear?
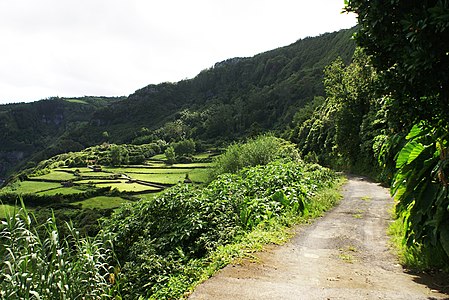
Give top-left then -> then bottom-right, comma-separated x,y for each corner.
1,1 -> 449,299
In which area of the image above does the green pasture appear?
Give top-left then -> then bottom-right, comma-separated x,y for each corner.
95,182 -> 160,193
31,171 -> 76,181
37,187 -> 84,196
150,154 -> 166,160
72,196 -> 131,209
171,162 -> 212,168
2,181 -> 62,194
128,173 -> 185,185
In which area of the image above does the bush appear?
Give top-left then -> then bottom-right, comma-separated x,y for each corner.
209,134 -> 300,180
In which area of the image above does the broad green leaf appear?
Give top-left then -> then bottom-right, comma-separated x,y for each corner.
407,143 -> 425,164
396,141 -> 424,169
406,123 -> 423,140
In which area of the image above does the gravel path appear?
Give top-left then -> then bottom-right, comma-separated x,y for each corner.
189,176 -> 449,300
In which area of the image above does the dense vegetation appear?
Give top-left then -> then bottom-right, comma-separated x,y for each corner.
277,1 -> 449,270
1,137 -> 340,299
342,0 -> 449,269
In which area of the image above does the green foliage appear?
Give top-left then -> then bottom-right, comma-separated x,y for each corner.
294,48 -> 384,174
172,139 -> 196,158
104,158 -> 336,299
390,123 -> 449,265
164,146 -> 176,165
345,0 -> 449,128
345,1 -> 449,269
209,135 -> 299,180
0,205 -> 117,299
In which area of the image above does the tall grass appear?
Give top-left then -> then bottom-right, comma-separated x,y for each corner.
0,204 -> 117,299
388,214 -> 448,271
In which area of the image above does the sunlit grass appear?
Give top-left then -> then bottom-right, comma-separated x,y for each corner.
2,181 -> 61,194
72,196 -> 131,209
95,182 -> 160,192
31,171 -> 76,181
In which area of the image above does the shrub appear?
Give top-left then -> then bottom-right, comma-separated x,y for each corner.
209,134 -> 300,180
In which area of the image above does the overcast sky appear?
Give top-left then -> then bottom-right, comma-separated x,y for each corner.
0,0 -> 356,104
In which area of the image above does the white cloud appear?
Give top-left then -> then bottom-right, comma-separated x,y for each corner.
0,0 -> 356,103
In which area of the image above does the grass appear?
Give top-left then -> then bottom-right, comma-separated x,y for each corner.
360,196 -> 371,201
72,196 -> 131,209
95,182 -> 160,192
150,154 -> 167,160
64,98 -> 88,104
31,171 -> 76,181
171,163 -> 212,168
2,181 -> 62,194
37,187 -> 84,196
388,215 -> 448,271
0,204 -> 19,219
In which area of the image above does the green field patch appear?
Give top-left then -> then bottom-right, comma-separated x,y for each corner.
2,181 -> 62,194
77,171 -> 114,178
95,182 -> 160,193
171,162 -> 212,168
31,171 -> 76,181
37,187 -> 84,196
72,196 -> 131,209
123,168 -> 187,174
188,168 -> 210,183
56,167 -> 91,173
128,173 -> 186,185
64,99 -> 88,104
76,179 -> 121,185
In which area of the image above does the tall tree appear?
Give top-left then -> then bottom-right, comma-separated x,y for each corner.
345,0 -> 449,128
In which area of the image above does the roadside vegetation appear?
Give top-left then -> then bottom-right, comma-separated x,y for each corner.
1,136 -> 341,299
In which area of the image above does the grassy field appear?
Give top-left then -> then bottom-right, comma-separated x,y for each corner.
72,196 -> 131,209
95,182 -> 160,193
2,181 -> 62,194
31,171 -> 76,181
1,153 -> 212,210
37,187 -> 84,196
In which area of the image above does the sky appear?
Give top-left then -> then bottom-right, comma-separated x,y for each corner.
0,0 -> 357,104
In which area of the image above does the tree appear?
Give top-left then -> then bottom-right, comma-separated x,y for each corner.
172,139 -> 196,157
345,0 -> 449,127
164,146 -> 176,165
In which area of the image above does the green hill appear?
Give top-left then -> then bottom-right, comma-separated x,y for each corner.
0,28 -> 355,179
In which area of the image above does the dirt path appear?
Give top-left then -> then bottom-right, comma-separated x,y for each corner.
189,176 -> 449,300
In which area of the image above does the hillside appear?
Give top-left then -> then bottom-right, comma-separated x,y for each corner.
0,28 -> 355,179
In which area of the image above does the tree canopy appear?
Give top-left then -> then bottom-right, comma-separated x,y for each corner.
345,0 -> 449,127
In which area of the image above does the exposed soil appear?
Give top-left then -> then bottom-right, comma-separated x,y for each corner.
189,176 -> 449,300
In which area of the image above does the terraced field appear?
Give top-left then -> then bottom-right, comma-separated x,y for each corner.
1,153 -> 213,210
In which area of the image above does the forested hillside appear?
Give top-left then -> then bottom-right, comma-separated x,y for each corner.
0,28 -> 355,179
0,97 -> 124,178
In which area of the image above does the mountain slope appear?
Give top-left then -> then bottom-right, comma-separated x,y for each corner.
0,28 -> 355,178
